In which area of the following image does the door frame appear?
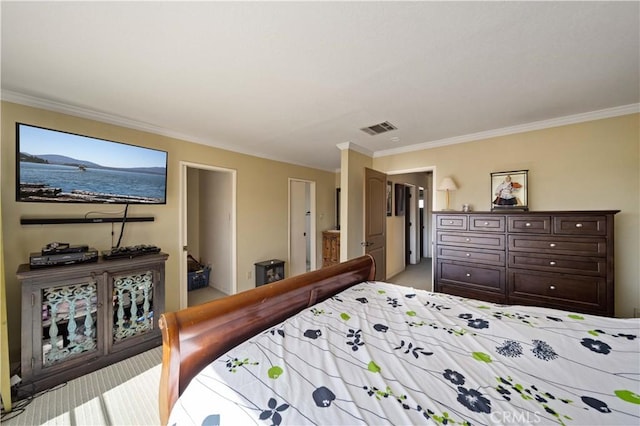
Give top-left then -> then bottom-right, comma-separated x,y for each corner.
288,178 -> 317,274
364,167 -> 387,281
179,161 -> 237,310
387,166 -> 436,263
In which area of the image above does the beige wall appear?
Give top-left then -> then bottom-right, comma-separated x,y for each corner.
201,170 -> 234,294
1,101 -> 336,362
339,148 -> 372,261
375,113 -> 640,318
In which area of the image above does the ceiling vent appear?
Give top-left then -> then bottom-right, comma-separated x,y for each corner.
360,121 -> 397,136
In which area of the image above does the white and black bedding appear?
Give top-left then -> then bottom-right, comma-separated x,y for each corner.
168,281 -> 640,425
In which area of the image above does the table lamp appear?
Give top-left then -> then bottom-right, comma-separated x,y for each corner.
438,177 -> 458,210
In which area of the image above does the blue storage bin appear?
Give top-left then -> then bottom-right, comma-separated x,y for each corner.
188,266 -> 210,291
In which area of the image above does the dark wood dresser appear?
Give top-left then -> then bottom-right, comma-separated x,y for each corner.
433,211 -> 618,316
18,253 -> 168,392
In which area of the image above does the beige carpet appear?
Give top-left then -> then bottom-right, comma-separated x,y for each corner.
388,257 -> 433,290
1,346 -> 162,426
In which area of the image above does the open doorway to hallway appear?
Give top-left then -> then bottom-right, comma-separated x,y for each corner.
385,169 -> 433,286
180,162 -> 237,308
289,179 -> 316,277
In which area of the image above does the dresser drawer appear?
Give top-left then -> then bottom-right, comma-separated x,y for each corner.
508,235 -> 606,256
437,284 -> 506,304
508,216 -> 551,234
508,252 -> 606,276
437,246 -> 505,266
553,216 -> 608,236
436,215 -> 467,230
508,269 -> 607,313
437,232 -> 505,250
469,216 -> 505,233
437,261 -> 505,292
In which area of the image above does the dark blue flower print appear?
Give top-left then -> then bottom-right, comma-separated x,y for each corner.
496,385 -> 511,401
373,323 -> 389,333
346,329 -> 364,351
467,318 -> 489,329
532,340 -> 558,361
546,316 -> 563,322
268,328 -> 285,338
496,340 -> 523,357
616,333 -> 637,341
581,396 -> 612,413
259,398 -> 289,425
456,386 -> 491,413
443,369 -> 465,385
387,297 -> 401,307
304,329 -> 322,339
458,313 -> 473,320
313,387 -> 336,407
581,338 -> 612,354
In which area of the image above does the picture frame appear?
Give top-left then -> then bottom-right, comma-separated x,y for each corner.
491,170 -> 528,211
395,183 -> 405,216
336,188 -> 341,230
386,181 -> 392,216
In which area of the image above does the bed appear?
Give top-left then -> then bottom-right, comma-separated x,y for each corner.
159,255 -> 639,425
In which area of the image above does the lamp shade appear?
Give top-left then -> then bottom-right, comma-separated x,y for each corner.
437,177 -> 458,191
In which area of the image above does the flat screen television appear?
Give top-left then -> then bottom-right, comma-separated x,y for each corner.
16,123 -> 168,204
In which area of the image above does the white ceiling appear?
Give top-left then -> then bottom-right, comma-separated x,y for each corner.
2,1 -> 639,171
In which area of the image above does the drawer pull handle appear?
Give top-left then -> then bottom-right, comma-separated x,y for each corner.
549,243 -> 556,247
466,273 -> 471,277
466,253 -> 471,257
484,222 -> 489,226
465,238 -> 471,242
575,223 -> 583,228
525,222 -> 531,227
549,285 -> 556,290
549,261 -> 556,266
449,221 -> 454,224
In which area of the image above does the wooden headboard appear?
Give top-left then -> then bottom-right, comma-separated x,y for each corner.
158,254 -> 376,425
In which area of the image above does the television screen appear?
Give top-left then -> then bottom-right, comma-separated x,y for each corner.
16,123 -> 168,204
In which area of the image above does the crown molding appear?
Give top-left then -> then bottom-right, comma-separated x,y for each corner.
374,103 -> 640,158
1,89 -> 336,172
336,142 -> 373,158
3,89 -> 636,169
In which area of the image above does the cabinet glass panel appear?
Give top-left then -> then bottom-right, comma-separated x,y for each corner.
112,270 -> 154,342
41,281 -> 98,366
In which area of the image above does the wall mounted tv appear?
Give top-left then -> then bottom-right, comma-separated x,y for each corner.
16,123 -> 168,204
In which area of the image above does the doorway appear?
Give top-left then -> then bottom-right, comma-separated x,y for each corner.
180,162 -> 237,309
289,179 -> 316,276
383,169 -> 434,278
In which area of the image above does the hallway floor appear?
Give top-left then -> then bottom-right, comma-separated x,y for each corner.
387,257 -> 433,291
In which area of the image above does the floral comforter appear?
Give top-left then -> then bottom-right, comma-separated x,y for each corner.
168,281 -> 640,425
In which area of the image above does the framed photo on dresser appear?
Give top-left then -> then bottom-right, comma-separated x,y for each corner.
491,169 -> 528,210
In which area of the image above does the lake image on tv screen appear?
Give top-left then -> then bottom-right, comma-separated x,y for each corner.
17,124 -> 167,203
20,162 -> 166,203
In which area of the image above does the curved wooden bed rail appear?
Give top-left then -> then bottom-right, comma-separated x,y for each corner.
158,254 -> 376,425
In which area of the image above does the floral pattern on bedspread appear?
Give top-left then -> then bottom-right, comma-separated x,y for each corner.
169,281 -> 640,425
